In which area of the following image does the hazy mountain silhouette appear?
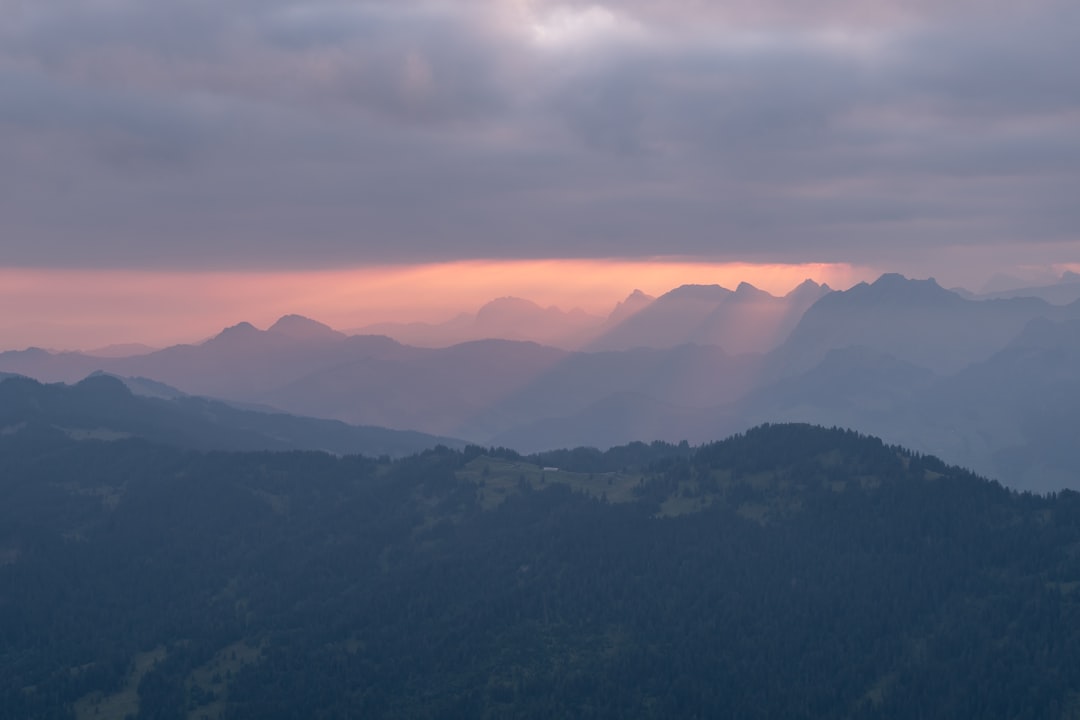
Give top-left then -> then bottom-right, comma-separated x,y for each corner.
267,314 -> 346,342
84,342 -> 159,358
0,316 -> 759,441
354,297 -> 605,349
907,316 -> 1080,490
485,345 -> 935,459
352,314 -> 473,348
6,279 -> 1080,489
771,274 -> 1080,376
0,374 -> 462,456
716,315 -> 1080,491
589,280 -> 829,354
747,346 -> 937,420
605,288 -> 656,327
260,338 -> 571,438
487,392 -> 727,452
588,284 -> 733,351
456,344 -> 761,443
968,271 -> 1080,305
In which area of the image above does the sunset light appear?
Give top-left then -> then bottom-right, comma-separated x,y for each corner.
0,260 -> 869,350
5,1 -> 1080,714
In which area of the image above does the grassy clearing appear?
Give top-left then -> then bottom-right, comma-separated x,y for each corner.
457,456 -> 644,510
458,455 -> 826,521
185,640 -> 265,720
657,494 -> 715,518
74,646 -> 166,720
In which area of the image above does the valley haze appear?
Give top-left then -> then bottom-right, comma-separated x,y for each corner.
5,271 -> 1080,493
4,0 -> 1080,716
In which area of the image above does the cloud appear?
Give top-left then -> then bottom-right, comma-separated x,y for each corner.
0,0 -> 1077,271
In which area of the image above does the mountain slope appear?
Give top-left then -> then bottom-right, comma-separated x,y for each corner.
590,280 -> 829,354
354,297 -> 605,349
0,374 -> 462,457
3,424 -> 1080,718
913,316 -> 1080,490
773,274 -> 1080,375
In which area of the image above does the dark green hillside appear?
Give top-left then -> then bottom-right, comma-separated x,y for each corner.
2,424 -> 1080,719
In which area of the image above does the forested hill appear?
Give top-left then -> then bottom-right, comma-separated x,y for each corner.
3,424 -> 1080,718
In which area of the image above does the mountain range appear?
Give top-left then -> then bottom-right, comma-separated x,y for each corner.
350,280 -> 828,352
4,272 -> 1080,490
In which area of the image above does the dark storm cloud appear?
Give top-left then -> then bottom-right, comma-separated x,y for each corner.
1,0 -> 1078,269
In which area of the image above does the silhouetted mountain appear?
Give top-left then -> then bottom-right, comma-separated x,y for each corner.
605,288 -> 655,326
747,346 -> 937,420
260,338 -> 570,438
472,297 -> 602,346
773,274 -> 1080,375
727,314 -> 1080,491
695,280 -> 831,354
354,297 -> 604,349
267,314 -> 345,342
5,274 -> 1080,490
488,392 -> 732,453
0,328 -> 756,442
589,283 -> 733,351
84,342 -> 158,358
911,316 -> 1080,490
0,374 -> 462,457
971,272 -> 1080,305
590,280 -> 829,354
94,372 -> 189,400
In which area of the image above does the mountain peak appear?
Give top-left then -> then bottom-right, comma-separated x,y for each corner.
605,289 -> 656,327
872,272 -> 911,286
857,274 -> 960,304
85,343 -> 158,358
268,315 -> 343,341
479,296 -> 542,312
221,320 -> 257,334
74,373 -> 134,398
475,297 -> 548,324
662,284 -> 733,301
785,278 -> 829,301
732,282 -> 773,300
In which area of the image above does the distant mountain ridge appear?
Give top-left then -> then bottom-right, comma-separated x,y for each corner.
350,280 -> 828,352
0,374 -> 463,457
771,273 -> 1080,375
353,296 -> 604,349
588,279 -> 830,354
6,273 -> 1080,489
961,270 -> 1080,305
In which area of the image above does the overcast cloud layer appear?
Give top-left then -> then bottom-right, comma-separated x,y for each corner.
2,0 -> 1079,270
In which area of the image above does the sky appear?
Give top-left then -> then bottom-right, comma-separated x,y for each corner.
2,0 -> 1080,348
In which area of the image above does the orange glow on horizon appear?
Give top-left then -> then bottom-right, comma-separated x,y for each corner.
0,259 -> 872,351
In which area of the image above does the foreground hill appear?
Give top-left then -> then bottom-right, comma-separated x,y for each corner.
0,374 -> 462,457
2,424 -> 1080,718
